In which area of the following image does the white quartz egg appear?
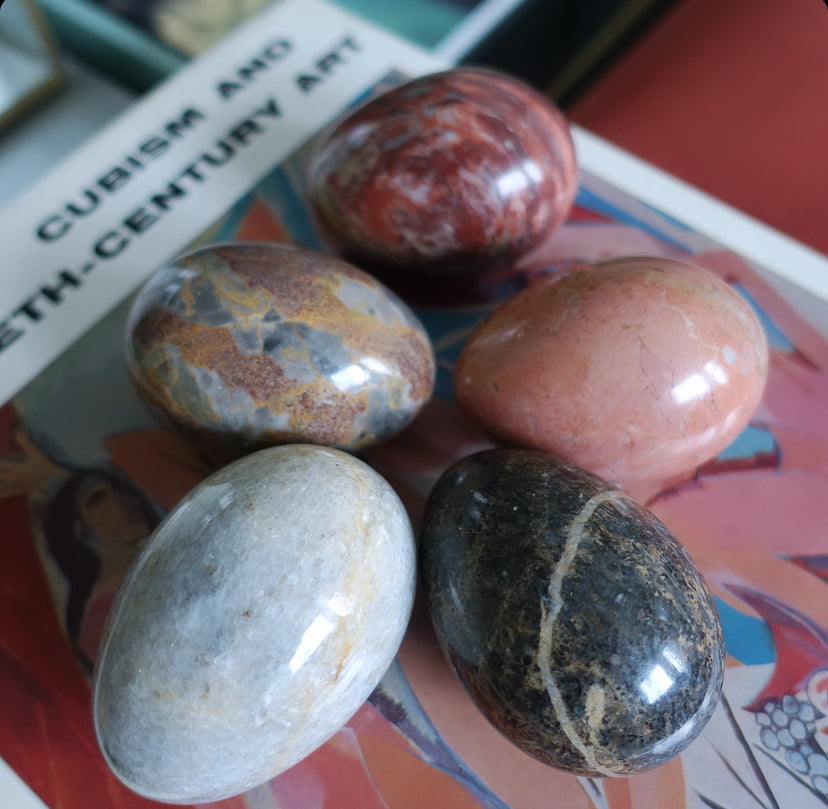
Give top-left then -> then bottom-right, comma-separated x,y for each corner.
93,444 -> 416,803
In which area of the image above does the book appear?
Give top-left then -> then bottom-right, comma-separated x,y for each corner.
3,1 -> 828,807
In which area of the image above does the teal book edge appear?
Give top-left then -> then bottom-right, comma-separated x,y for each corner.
37,0 -> 472,92
39,0 -> 185,90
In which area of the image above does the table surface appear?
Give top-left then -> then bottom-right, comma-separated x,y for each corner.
568,0 -> 828,259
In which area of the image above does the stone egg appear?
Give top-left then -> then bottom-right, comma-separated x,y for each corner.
93,444 -> 416,804
307,67 -> 577,275
126,242 -> 435,457
453,256 -> 769,489
420,448 -> 724,777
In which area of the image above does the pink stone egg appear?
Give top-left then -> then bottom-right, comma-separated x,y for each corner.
307,68 -> 577,276
453,256 -> 769,490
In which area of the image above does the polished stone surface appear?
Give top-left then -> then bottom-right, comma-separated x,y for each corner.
93,445 -> 416,803
454,256 -> 769,490
127,242 -> 435,457
420,449 -> 724,777
308,68 -> 577,275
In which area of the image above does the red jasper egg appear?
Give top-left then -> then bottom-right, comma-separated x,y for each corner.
307,68 -> 577,275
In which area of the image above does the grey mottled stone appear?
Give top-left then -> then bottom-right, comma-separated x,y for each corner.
94,445 -> 416,803
420,448 -> 724,777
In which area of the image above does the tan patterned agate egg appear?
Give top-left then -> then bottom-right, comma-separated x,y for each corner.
126,242 -> 435,457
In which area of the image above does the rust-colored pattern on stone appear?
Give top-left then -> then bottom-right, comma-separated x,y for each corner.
420,449 -> 724,777
308,68 -> 577,275
127,242 -> 435,456
454,256 -> 769,490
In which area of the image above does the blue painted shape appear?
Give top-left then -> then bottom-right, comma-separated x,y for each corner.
415,308 -> 492,344
213,195 -> 253,243
574,184 -> 694,251
415,308 -> 492,402
731,283 -> 794,352
719,423 -> 778,461
255,168 -> 322,250
716,597 -> 776,665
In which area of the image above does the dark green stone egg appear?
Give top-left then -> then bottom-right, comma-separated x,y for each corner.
420,448 -> 724,777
